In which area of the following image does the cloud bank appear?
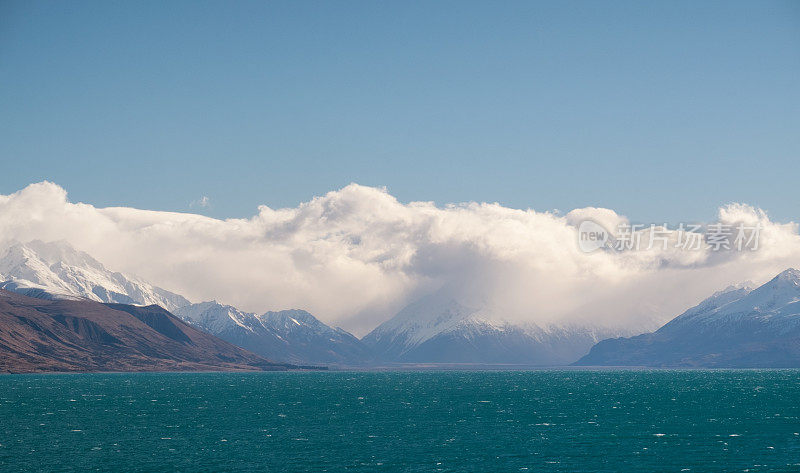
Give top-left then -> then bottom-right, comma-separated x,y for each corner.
1,181 -> 799,335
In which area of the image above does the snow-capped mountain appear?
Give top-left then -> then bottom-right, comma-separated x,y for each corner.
174,302 -> 372,366
362,291 -> 626,365
0,240 -> 371,366
576,268 -> 800,367
172,301 -> 262,334
0,240 -> 190,312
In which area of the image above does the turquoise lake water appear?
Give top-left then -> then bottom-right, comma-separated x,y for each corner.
1,370 -> 799,472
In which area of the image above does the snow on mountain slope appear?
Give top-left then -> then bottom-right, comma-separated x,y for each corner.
0,240 -> 372,366
362,290 -> 626,365
172,301 -> 262,334
659,269 -> 800,332
0,240 -> 190,312
660,282 -> 755,329
0,279 -> 85,301
703,268 -> 800,324
175,302 -> 372,366
576,268 -> 800,367
363,293 -> 483,352
258,309 -> 374,364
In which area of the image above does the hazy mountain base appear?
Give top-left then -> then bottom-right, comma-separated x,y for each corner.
364,292 -> 626,365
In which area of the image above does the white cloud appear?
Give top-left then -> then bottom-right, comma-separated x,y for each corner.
1,181 -> 799,336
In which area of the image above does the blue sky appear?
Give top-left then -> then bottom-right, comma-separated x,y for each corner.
1,0 -> 798,223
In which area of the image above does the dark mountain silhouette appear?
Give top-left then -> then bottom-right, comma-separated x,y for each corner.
0,289 -> 291,373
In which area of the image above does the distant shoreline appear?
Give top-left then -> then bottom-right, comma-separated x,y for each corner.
6,365 -> 800,375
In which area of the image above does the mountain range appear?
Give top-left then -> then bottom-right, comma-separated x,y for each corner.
0,289 -> 288,373
0,240 -> 190,311
5,239 -> 800,370
362,291 -> 628,365
576,269 -> 800,367
0,240 -> 370,366
174,302 -> 372,365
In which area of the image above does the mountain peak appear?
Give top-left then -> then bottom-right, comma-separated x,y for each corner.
773,268 -> 800,285
712,268 -> 800,317
259,309 -> 325,329
723,280 -> 757,293
0,240 -> 190,311
751,268 -> 800,298
577,268 -> 800,368
176,302 -> 370,365
4,240 -> 104,271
